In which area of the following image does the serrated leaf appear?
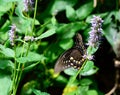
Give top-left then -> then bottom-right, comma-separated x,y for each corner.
76,2 -> 94,20
66,5 -> 77,21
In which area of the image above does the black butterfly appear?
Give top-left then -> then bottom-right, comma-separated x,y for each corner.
54,33 -> 86,73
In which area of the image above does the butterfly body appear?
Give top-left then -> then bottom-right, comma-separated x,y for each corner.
54,33 -> 86,73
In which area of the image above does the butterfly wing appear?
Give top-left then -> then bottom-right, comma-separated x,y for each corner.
54,48 -> 85,73
54,33 -> 86,73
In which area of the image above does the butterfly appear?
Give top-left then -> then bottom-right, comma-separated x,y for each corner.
54,33 -> 86,73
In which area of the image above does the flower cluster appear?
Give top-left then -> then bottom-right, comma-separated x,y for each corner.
87,15 -> 103,47
9,24 -> 16,46
23,0 -> 34,12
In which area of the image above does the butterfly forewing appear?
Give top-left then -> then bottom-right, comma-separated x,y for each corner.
54,33 -> 86,73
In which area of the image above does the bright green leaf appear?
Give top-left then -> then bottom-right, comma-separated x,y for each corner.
81,66 -> 99,76
0,44 -> 15,58
0,1 -> 12,19
0,74 -> 11,95
50,0 -> 77,15
66,5 -> 77,21
16,52 -> 46,63
87,46 -> 98,55
36,28 -> 56,39
51,16 -> 57,26
81,61 -> 94,73
64,68 -> 78,76
55,75 -> 68,84
59,39 -> 73,50
15,0 -> 24,17
76,2 -> 94,20
87,90 -> 98,95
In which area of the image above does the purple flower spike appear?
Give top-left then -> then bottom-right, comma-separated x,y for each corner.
23,0 -> 34,12
87,15 -> 103,47
9,24 -> 16,46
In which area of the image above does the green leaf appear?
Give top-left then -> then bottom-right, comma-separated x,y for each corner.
16,52 -> 46,63
76,2 -> 94,20
0,60 -> 14,70
0,74 -> 11,95
81,66 -> 99,76
59,39 -> 73,50
12,17 -> 37,34
32,89 -> 50,95
55,75 -> 68,84
82,61 -> 94,72
24,62 -> 39,72
103,12 -> 115,25
57,22 -> 87,39
51,16 -> 57,26
76,86 -> 89,95
103,23 -> 117,46
0,1 -> 12,19
87,46 -> 98,55
50,0 -> 77,15
79,78 -> 93,86
37,28 -> 56,39
15,0 -> 24,17
21,81 -> 38,95
64,68 -> 78,76
87,90 -> 98,95
0,44 -> 15,58
66,5 -> 77,21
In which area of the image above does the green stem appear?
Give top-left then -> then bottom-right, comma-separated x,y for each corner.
11,0 -> 38,94
9,2 -> 15,22
26,0 -> 38,56
66,59 -> 88,87
12,41 -> 26,94
31,0 -> 38,35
